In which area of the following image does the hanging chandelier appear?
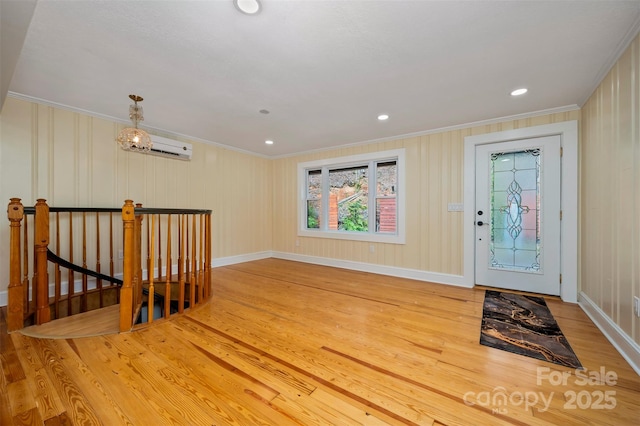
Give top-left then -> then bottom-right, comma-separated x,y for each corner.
116,94 -> 152,152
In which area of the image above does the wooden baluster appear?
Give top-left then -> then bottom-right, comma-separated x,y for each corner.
190,214 -> 196,305
81,212 -> 88,312
54,213 -> 61,318
157,216 -> 162,282
110,212 -> 118,303
205,213 -> 211,299
31,216 -> 38,318
135,204 -> 144,309
67,212 -> 74,316
146,213 -> 150,283
194,214 -> 200,304
185,215 -> 190,282
178,214 -> 184,292
147,214 -> 156,323
34,199 -> 50,325
119,200 -> 135,332
194,214 -> 199,302
164,215 -> 171,318
109,212 -> 114,279
96,212 -> 102,308
178,215 -> 185,313
22,214 -> 30,316
199,213 -> 204,302
184,214 -> 190,306
7,198 -> 24,331
185,215 -> 191,307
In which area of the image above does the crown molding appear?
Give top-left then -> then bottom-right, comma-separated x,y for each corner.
579,13 -> 640,106
8,92 -> 578,161
6,92 -> 271,159
271,104 -> 580,159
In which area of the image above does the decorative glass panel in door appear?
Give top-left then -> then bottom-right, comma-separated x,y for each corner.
490,149 -> 540,273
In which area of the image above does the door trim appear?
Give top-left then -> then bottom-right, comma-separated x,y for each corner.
463,121 -> 578,302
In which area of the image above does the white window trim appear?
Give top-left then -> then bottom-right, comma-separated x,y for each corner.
297,148 -> 406,244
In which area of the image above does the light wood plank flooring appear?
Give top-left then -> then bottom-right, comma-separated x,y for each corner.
19,304 -> 121,339
2,259 -> 639,425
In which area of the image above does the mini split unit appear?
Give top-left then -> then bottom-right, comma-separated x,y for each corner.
148,135 -> 193,160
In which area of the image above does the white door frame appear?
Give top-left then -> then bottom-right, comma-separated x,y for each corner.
463,121 -> 578,302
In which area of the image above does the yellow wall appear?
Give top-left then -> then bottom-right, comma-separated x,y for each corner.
0,97 -> 273,294
3,37 -> 638,354
0,97 -> 580,298
581,34 -> 640,343
272,110 -> 579,275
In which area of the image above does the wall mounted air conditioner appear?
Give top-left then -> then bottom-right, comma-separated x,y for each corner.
149,135 -> 192,160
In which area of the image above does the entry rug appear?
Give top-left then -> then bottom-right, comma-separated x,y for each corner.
480,290 -> 582,369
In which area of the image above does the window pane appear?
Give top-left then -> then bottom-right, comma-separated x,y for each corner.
339,197 -> 368,231
307,169 -> 321,199
376,161 -> 397,196
375,160 -> 397,233
307,169 -> 322,229
329,166 -> 368,232
376,198 -> 396,233
307,200 -> 320,229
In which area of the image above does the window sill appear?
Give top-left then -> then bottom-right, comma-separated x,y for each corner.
297,229 -> 405,244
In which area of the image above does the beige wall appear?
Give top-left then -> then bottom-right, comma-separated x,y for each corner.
272,110 -> 580,276
5,68 -> 636,345
581,34 -> 640,344
0,96 -> 579,297
1,37 -> 637,352
0,97 -> 273,295
0,97 -> 581,299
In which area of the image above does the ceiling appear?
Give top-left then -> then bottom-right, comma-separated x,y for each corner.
3,0 -> 640,157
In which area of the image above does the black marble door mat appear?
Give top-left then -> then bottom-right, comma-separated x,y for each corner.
480,290 -> 582,369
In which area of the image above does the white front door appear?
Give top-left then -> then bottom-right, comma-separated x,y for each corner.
475,135 -> 561,295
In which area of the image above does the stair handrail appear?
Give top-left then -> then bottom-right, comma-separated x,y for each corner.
6,198 -> 213,333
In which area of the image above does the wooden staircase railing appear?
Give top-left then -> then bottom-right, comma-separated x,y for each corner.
6,198 -> 212,333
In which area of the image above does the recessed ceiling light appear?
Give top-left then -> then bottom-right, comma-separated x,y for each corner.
235,0 -> 261,15
378,114 -> 389,121
265,140 -> 274,145
511,88 -> 528,96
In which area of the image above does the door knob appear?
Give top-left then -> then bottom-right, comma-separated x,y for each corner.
477,221 -> 485,226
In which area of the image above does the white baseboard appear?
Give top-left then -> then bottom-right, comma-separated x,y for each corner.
211,251 -> 273,268
0,251 -> 468,308
272,251 -> 470,288
579,291 -> 640,376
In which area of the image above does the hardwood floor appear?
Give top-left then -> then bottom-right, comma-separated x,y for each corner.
1,258 -> 639,425
18,304 -> 121,339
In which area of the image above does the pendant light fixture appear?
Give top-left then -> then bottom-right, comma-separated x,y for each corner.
116,94 -> 153,152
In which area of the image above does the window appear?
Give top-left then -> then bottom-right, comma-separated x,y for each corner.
298,149 -> 405,244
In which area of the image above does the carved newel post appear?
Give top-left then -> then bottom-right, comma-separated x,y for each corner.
119,199 -> 135,332
7,198 -> 24,331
